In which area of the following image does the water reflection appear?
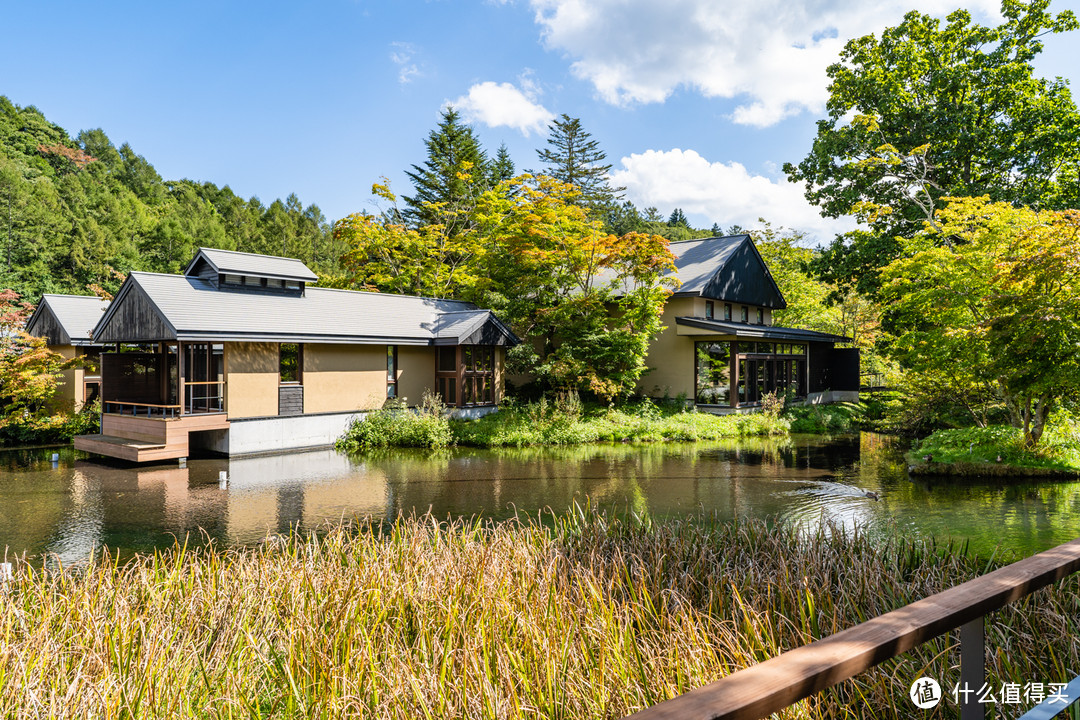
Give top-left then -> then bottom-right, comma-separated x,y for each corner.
0,434 -> 1077,564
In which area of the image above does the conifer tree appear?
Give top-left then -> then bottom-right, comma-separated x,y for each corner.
403,107 -> 489,233
490,143 -> 516,184
536,114 -> 623,210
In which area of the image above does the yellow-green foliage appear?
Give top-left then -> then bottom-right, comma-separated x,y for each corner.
2,511 -> 1078,718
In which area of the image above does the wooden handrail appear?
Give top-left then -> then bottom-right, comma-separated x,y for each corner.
627,537 -> 1080,720
183,380 -> 225,386
105,401 -> 182,410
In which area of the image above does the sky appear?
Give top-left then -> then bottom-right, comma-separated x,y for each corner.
2,0 -> 1079,244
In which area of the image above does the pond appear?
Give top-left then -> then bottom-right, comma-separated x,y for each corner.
1,433 -> 1078,565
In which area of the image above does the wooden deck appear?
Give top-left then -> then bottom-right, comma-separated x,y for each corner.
75,412 -> 229,462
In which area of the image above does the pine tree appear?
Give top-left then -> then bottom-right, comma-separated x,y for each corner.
668,208 -> 689,228
536,114 -> 623,210
490,143 -> 516,184
403,107 -> 489,233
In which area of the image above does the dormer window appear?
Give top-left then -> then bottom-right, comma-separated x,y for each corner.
243,275 -> 261,287
223,274 -> 242,285
705,301 -> 714,319
740,306 -> 749,323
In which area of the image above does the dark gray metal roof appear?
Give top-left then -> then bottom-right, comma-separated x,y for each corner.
598,235 -> 786,308
675,317 -> 850,343
94,272 -> 518,346
434,310 -> 519,346
185,247 -> 319,283
26,294 -> 109,346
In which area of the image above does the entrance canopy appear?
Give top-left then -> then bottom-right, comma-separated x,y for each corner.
674,317 -> 849,343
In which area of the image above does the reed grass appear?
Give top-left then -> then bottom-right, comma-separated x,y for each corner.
2,510 -> 1078,719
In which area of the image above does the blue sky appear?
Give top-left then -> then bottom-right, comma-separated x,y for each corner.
3,0 -> 1078,242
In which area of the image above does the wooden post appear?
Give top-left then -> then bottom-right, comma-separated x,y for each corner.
960,617 -> 985,720
178,341 -> 185,416
730,346 -> 739,409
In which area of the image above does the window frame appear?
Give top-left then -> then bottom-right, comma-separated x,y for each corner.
386,345 -> 398,398
279,343 -> 302,384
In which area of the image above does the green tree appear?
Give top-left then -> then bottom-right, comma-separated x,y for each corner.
403,107 -> 490,234
881,197 -> 1080,446
536,114 -> 624,211
490,143 -> 516,185
475,175 -> 675,401
786,0 -> 1080,295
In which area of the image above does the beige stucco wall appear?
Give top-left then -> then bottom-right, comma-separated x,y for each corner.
638,296 -> 697,399
397,346 -> 435,405
303,344 -> 386,414
225,342 -> 279,419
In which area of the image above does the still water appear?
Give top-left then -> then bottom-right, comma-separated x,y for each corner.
1,434 -> 1078,565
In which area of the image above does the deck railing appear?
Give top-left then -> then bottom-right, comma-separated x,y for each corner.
103,401 -> 182,419
625,537 -> 1080,720
182,380 -> 225,415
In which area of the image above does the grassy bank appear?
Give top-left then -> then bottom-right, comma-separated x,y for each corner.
2,511 -> 1077,718
337,395 -> 791,451
909,420 -> 1080,477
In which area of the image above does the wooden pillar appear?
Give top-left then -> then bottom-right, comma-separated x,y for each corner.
730,343 -> 739,409
178,341 -> 185,416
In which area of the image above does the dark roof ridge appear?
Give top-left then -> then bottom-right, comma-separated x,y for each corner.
195,246 -> 299,262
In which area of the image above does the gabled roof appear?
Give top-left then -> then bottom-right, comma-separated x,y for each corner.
598,235 -> 787,309
184,247 -> 318,283
675,317 -> 849,343
93,272 -> 518,346
25,294 -> 109,346
434,310 -> 520,346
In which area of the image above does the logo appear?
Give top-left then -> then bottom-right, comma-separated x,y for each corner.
910,677 -> 942,709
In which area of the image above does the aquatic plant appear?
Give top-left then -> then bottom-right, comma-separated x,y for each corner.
1,510 -> 1077,718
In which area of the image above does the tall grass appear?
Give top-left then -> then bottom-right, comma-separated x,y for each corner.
2,510 -> 1078,718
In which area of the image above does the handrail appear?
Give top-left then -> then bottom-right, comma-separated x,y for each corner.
626,537 -> 1080,720
183,380 -> 225,385
105,401 -> 182,410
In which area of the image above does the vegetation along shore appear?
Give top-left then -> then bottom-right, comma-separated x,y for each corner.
2,510 -> 1077,718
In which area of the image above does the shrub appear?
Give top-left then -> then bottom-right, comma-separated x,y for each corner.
336,392 -> 452,451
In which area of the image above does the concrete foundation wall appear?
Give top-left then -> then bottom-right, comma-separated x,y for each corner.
192,411 -> 367,456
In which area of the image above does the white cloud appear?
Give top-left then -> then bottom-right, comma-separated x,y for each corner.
529,0 -> 1000,126
609,148 -> 859,241
389,42 -> 420,84
452,80 -> 554,136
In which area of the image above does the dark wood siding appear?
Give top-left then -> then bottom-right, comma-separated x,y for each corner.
807,342 -> 831,394
96,282 -> 175,343
808,344 -> 860,393
26,304 -> 70,345
278,385 -> 303,416
703,239 -> 786,308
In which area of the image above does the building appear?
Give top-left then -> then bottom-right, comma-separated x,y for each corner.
25,294 -> 110,411
634,235 -> 859,409
74,248 -> 518,462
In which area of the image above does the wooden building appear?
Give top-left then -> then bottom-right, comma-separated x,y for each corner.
25,294 -> 110,411
630,235 -> 859,409
74,248 -> 517,462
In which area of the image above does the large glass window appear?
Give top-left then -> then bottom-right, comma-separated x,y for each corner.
280,343 -> 301,383
695,341 -> 730,406
729,342 -> 807,405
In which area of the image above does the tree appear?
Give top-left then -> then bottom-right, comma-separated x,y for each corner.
474,175 -> 675,401
490,143 -> 516,185
334,178 -> 485,298
536,114 -> 624,211
0,290 -> 72,432
785,0 -> 1080,295
881,197 -> 1080,447
403,107 -> 490,234
667,208 -> 689,228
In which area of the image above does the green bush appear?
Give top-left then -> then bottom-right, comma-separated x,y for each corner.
336,393 -> 452,451
909,417 -> 1080,473
785,401 -> 860,434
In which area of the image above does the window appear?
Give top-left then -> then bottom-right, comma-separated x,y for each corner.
740,306 -> 749,323
243,275 -> 261,287
223,274 -> 242,285
280,343 -> 301,383
266,278 -> 284,289
705,301 -> 714,319
386,345 -> 398,398
695,341 -> 730,406
285,280 -> 301,290
724,303 -> 732,321
756,308 -> 764,324
461,345 -> 496,406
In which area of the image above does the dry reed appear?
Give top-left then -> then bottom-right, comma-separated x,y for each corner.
1,509 -> 1077,719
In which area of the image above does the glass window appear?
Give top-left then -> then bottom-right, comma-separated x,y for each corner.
740,306 -> 749,323
756,308 -> 764,324
386,345 -> 398,398
266,278 -> 284,288
280,343 -> 301,383
437,347 -> 457,373
285,280 -> 301,290
705,301 -> 714,319
243,275 -> 261,286
223,274 -> 242,285
724,303 -> 732,321
695,341 -> 730,406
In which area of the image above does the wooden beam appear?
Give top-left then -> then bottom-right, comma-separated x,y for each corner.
627,537 -> 1080,720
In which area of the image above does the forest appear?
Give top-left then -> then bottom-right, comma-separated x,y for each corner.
2,0 -> 1080,467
